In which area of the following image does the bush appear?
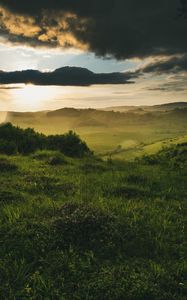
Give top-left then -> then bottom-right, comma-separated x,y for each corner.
0,123 -> 92,157
140,143 -> 187,167
0,139 -> 17,155
48,130 -> 92,158
0,123 -> 46,154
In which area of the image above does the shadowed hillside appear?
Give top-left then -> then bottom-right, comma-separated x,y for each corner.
104,102 -> 187,112
3,103 -> 187,159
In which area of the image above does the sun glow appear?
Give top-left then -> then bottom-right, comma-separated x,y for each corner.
12,84 -> 56,111
0,111 -> 7,123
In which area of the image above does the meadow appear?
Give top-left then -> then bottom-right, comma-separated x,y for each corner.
7,104 -> 187,160
0,132 -> 186,299
0,104 -> 187,299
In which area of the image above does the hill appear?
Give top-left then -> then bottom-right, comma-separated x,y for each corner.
2,103 -> 187,159
104,102 -> 187,112
0,141 -> 186,299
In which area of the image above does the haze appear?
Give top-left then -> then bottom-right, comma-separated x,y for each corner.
0,0 -> 186,111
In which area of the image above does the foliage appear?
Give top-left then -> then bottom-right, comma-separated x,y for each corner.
0,123 -> 92,157
48,130 -> 91,158
140,143 -> 187,167
0,139 -> 17,155
0,123 -> 46,154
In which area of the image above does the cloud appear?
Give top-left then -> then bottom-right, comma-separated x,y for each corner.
140,54 -> 187,74
0,66 -> 138,86
0,85 -> 21,90
0,1 -> 186,60
145,71 -> 187,92
148,82 -> 187,92
0,6 -> 86,49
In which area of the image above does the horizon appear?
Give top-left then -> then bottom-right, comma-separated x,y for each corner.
0,100 -> 187,113
0,2 -> 187,297
0,1 -> 187,111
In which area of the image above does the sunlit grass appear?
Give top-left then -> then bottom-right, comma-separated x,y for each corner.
0,147 -> 186,299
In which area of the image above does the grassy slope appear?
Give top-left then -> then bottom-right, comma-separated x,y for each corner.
104,102 -> 187,112
6,107 -> 187,160
0,149 -> 186,299
109,134 -> 187,160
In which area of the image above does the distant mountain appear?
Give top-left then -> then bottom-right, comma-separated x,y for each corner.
153,102 -> 187,110
47,107 -> 82,118
54,66 -> 94,76
2,102 -> 186,135
1,103 -> 187,155
104,102 -> 187,112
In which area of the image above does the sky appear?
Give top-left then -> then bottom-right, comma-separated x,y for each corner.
0,0 -> 187,111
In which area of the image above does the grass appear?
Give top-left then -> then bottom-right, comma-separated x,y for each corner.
0,144 -> 186,299
7,106 -> 187,160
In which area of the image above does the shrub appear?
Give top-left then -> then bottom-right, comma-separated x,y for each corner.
0,123 -> 46,154
0,139 -> 17,155
140,143 -> 187,167
48,130 -> 92,158
0,123 -> 92,157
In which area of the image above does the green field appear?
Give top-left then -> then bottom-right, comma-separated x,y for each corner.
0,138 -> 187,299
0,104 -> 187,299
7,105 -> 187,160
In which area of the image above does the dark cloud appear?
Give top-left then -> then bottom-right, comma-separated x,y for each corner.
147,74 -> 187,92
0,1 -> 186,60
148,84 -> 186,92
141,54 -> 187,74
177,0 -> 187,18
0,86 -> 21,90
0,66 -> 137,86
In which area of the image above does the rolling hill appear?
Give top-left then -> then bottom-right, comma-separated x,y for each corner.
104,102 -> 187,112
2,102 -> 187,159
